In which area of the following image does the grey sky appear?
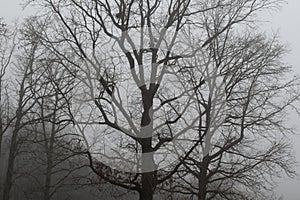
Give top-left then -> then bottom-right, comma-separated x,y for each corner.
1,0 -> 29,21
1,0 -> 300,199
265,1 -> 300,199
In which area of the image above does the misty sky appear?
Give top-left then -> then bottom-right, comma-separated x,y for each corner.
1,0 -> 300,199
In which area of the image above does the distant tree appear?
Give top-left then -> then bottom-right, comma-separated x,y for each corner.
0,17 -> 108,200
8,19 -> 99,200
24,0 -> 299,200
1,20 -> 43,200
0,18 -> 16,160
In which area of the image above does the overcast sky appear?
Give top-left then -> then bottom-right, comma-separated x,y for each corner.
1,0 -> 300,199
262,1 -> 300,199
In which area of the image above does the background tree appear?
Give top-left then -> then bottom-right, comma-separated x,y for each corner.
0,17 -> 106,200
158,32 -> 298,200
1,19 -> 45,200
9,18 -> 104,200
0,18 -> 16,200
0,18 -> 16,160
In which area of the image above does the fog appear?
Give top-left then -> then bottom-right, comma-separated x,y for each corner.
1,0 -> 300,199
263,1 -> 300,199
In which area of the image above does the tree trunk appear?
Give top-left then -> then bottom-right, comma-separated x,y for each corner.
198,174 -> 207,200
43,94 -> 58,200
140,171 -> 156,200
0,129 -> 3,160
139,137 -> 156,200
2,118 -> 21,200
0,76 -> 3,160
2,60 -> 31,200
198,156 -> 209,200
139,88 -> 156,200
44,138 -> 54,200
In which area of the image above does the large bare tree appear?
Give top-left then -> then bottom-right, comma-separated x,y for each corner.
24,0 -> 298,200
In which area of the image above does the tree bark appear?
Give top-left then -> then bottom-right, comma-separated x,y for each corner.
198,156 -> 209,200
44,130 -> 54,200
139,137 -> 156,200
2,117 -> 21,200
43,94 -> 58,200
140,171 -> 156,200
139,89 -> 156,200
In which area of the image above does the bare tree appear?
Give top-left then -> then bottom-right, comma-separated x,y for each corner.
24,0 -> 298,200
158,32 -> 299,199
0,17 -> 104,200
30,50 -> 75,200
1,19 -> 46,200
0,18 -> 16,160
9,18 -> 94,200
